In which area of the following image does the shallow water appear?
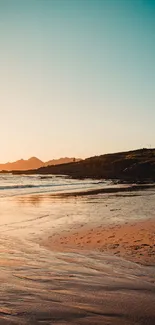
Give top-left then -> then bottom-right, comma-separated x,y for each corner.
0,179 -> 155,324
0,174 -> 113,198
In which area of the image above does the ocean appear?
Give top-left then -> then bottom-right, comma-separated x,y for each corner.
0,174 -> 114,197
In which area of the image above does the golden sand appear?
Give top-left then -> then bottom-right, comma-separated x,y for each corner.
42,218 -> 155,265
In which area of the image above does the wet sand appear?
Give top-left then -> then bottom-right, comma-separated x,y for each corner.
42,218 -> 155,265
0,187 -> 155,324
0,236 -> 155,325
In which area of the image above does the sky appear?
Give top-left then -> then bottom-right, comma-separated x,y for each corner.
0,0 -> 155,162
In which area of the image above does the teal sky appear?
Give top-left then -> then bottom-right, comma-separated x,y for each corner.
0,0 -> 155,162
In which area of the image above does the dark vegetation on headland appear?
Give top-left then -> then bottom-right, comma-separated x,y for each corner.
1,149 -> 155,183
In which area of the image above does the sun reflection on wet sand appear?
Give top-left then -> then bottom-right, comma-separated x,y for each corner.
0,189 -> 155,324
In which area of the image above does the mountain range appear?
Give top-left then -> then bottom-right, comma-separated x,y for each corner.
1,149 -> 155,182
10,148 -> 155,182
0,157 -> 81,171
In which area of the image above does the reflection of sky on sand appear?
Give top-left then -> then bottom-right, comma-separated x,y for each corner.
0,188 -> 154,238
0,234 -> 155,324
0,189 -> 155,324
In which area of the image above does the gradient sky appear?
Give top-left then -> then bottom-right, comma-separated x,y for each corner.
0,0 -> 155,162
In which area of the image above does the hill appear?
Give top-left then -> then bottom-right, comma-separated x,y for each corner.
44,157 -> 81,167
11,148 -> 155,182
0,157 -> 81,171
0,157 -> 43,171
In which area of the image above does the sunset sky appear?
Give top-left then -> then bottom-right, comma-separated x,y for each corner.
0,0 -> 155,162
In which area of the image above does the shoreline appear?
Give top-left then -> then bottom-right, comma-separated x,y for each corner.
49,183 -> 155,197
10,182 -> 155,200
6,182 -> 154,267
0,178 -> 155,324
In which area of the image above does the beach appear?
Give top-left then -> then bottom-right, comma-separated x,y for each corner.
37,185 -> 155,266
0,175 -> 155,324
1,0 -> 155,322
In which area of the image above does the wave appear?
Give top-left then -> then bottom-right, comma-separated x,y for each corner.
0,184 -> 45,190
0,181 -> 104,191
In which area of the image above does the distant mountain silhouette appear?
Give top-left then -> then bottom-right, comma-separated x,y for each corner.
0,157 -> 43,171
8,148 -> 155,182
0,157 -> 81,171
